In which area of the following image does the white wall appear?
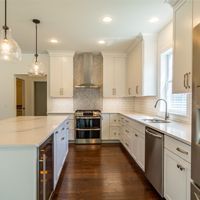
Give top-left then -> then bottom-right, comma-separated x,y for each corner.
0,54 -> 49,119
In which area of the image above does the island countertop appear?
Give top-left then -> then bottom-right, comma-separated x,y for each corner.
0,116 -> 68,147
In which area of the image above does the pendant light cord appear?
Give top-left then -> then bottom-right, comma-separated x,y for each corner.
35,23 -> 38,62
3,0 -> 9,39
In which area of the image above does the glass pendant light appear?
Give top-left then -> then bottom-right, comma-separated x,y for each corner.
0,0 -> 22,61
28,19 -> 45,76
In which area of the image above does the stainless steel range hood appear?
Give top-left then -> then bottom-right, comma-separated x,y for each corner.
75,53 -> 100,88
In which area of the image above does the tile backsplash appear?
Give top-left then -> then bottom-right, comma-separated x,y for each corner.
74,88 -> 103,110
103,97 -> 134,113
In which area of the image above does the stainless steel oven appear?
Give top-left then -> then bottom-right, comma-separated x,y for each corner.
75,110 -> 101,144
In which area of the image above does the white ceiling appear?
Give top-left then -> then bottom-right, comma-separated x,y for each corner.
0,0 -> 172,53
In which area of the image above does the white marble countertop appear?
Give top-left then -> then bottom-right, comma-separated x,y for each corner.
0,116 -> 68,147
120,113 -> 191,145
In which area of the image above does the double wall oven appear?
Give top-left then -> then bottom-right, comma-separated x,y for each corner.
75,110 -> 102,144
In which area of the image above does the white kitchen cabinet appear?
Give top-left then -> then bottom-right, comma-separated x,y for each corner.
103,53 -> 126,97
126,34 -> 156,97
102,114 -> 110,140
164,148 -> 191,200
172,0 -> 192,93
120,115 -> 145,171
49,52 -> 74,97
54,121 -> 69,187
134,130 -> 145,170
110,114 -> 120,126
110,127 -> 120,140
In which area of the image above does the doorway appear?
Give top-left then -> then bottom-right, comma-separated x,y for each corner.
16,78 -> 25,116
34,81 -> 47,116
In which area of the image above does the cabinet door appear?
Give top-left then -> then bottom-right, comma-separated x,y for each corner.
136,132 -> 145,171
54,129 -> 62,186
127,51 -> 135,96
133,42 -> 143,96
114,57 -> 126,97
173,0 -> 192,93
50,57 -> 62,97
164,149 -> 191,200
103,57 -> 115,97
62,56 -> 73,97
110,127 -> 120,140
50,56 -> 73,97
101,114 -> 110,140
110,114 -> 120,126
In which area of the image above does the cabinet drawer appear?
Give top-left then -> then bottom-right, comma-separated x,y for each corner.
123,117 -> 132,126
131,121 -> 145,135
165,135 -> 191,163
110,114 -> 120,126
123,126 -> 132,138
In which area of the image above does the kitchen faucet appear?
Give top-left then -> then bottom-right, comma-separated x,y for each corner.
154,99 -> 169,121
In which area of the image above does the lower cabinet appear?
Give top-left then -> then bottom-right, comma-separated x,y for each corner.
164,148 -> 191,200
102,114 -> 121,141
110,127 -> 120,140
54,121 -> 69,188
120,116 -> 145,171
132,129 -> 145,171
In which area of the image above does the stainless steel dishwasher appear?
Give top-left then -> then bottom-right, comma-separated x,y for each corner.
145,127 -> 164,197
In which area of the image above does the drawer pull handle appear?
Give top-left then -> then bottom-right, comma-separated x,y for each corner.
177,164 -> 185,171
176,147 -> 188,155
125,120 -> 129,123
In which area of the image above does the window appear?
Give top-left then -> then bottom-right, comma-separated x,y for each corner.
160,49 -> 188,116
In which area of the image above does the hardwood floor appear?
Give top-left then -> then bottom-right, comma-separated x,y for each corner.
53,144 -> 162,200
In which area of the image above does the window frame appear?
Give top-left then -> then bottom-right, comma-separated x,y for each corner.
159,48 -> 190,118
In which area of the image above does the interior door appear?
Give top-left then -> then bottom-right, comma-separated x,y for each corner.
16,78 -> 25,116
34,82 -> 47,116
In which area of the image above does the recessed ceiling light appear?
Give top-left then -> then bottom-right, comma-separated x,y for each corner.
149,17 -> 159,23
50,39 -> 59,44
102,16 -> 113,23
98,40 -> 106,44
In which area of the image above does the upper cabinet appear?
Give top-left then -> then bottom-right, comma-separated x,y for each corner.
103,53 -> 126,97
49,51 -> 74,97
126,34 -> 157,97
169,0 -> 192,93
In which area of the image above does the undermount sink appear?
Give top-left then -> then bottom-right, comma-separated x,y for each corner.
142,118 -> 170,123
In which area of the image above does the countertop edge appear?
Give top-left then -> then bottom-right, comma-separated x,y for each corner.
120,113 -> 191,146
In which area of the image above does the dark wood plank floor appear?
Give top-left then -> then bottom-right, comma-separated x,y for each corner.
53,144 -> 162,200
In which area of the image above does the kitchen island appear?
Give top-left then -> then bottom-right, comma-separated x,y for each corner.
0,116 -> 69,200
